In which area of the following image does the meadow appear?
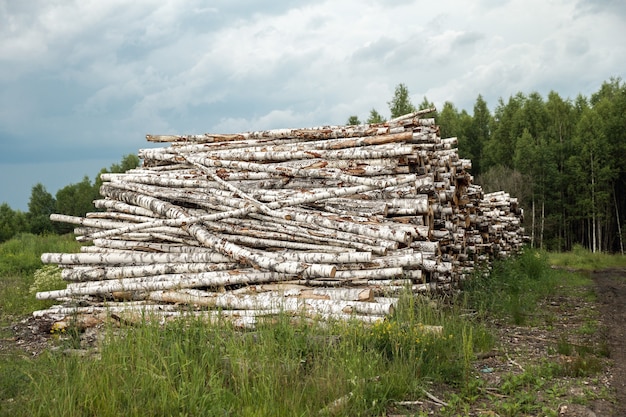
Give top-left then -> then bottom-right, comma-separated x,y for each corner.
1,234 -> 624,416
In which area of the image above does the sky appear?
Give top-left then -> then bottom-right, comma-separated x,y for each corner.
1,0 -> 625,211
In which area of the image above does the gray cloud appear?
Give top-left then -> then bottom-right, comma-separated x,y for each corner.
0,0 -> 624,210
575,0 -> 626,19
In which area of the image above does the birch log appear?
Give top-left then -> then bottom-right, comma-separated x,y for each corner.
36,109 -> 527,328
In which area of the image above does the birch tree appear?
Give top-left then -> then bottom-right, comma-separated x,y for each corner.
366,108 -> 385,124
27,183 -> 56,235
484,93 -> 525,171
466,95 -> 491,175
347,115 -> 361,125
545,91 -> 575,250
388,83 -> 416,119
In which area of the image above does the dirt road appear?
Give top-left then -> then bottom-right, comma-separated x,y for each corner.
594,268 -> 626,416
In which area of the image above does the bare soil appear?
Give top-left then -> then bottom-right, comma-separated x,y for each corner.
593,268 -> 626,416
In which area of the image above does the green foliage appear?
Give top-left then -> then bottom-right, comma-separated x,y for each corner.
2,154 -> 142,241
465,95 -> 491,175
347,115 -> 361,125
0,354 -> 38,416
366,108 -> 385,124
475,165 -> 530,202
463,248 -> 558,324
0,203 -> 27,243
94,153 -> 141,191
54,176 -> 101,233
26,183 -> 56,235
437,101 -> 460,139
484,93 -> 525,171
10,301 -> 493,417
418,96 -> 436,115
388,83 -> 416,118
548,245 -> 626,270
29,265 -> 65,295
0,233 -> 81,317
1,235 -> 619,416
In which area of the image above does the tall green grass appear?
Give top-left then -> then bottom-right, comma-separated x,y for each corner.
1,236 -> 578,417
0,233 -> 81,317
462,248 -> 560,324
548,244 -> 626,270
0,233 -> 80,277
11,294 -> 494,417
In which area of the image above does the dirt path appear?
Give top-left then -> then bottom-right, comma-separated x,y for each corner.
593,268 -> 626,416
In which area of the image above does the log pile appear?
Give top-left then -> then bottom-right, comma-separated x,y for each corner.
34,110 -> 526,328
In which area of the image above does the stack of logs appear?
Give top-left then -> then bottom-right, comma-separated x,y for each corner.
34,109 -> 525,328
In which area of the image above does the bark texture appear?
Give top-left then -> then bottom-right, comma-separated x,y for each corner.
35,110 -> 526,328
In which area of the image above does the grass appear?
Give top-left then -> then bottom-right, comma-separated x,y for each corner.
548,244 -> 626,270
0,233 -> 81,318
0,235 -> 620,416
462,248 -> 560,325
2,295 -> 495,417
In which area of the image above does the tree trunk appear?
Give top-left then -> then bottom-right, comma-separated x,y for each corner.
614,187 -> 624,255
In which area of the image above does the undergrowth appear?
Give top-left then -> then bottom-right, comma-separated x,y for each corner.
0,235 -> 616,416
462,248 -> 559,324
0,233 -> 79,318
548,244 -> 626,270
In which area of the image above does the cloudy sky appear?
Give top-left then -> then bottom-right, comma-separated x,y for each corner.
1,0 -> 624,211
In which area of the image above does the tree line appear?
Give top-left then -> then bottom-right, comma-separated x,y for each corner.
349,79 -> 625,253
0,154 -> 140,242
2,79 -> 624,252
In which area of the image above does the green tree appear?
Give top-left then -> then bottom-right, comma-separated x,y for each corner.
95,154 -> 141,191
347,115 -> 361,125
418,96 -> 435,111
455,110 -> 474,169
484,93 -> 525,170
112,154 -> 140,173
513,129 -> 541,246
388,83 -> 416,119
27,183 -> 56,235
465,95 -> 491,175
437,101 -> 460,139
0,203 -> 27,242
366,108 -> 385,124
589,77 -> 626,253
55,176 -> 100,234
571,106 -> 614,252
476,165 -> 531,206
545,91 -> 576,250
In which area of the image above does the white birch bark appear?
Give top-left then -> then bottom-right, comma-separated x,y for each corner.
42,251 -> 234,265
141,144 -> 415,163
61,262 -> 240,281
275,209 -> 412,244
260,251 -> 372,264
145,123 -> 409,144
240,286 -> 374,302
158,131 -> 413,154
84,174 -> 418,242
38,110 -> 530,325
333,267 -> 403,280
93,200 -> 159,217
50,214 -> 134,230
86,212 -> 157,223
36,269 -> 296,299
93,187 -> 337,278
101,172 -> 222,189
146,291 -> 396,316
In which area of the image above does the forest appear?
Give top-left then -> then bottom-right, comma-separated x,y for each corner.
1,78 -> 624,253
